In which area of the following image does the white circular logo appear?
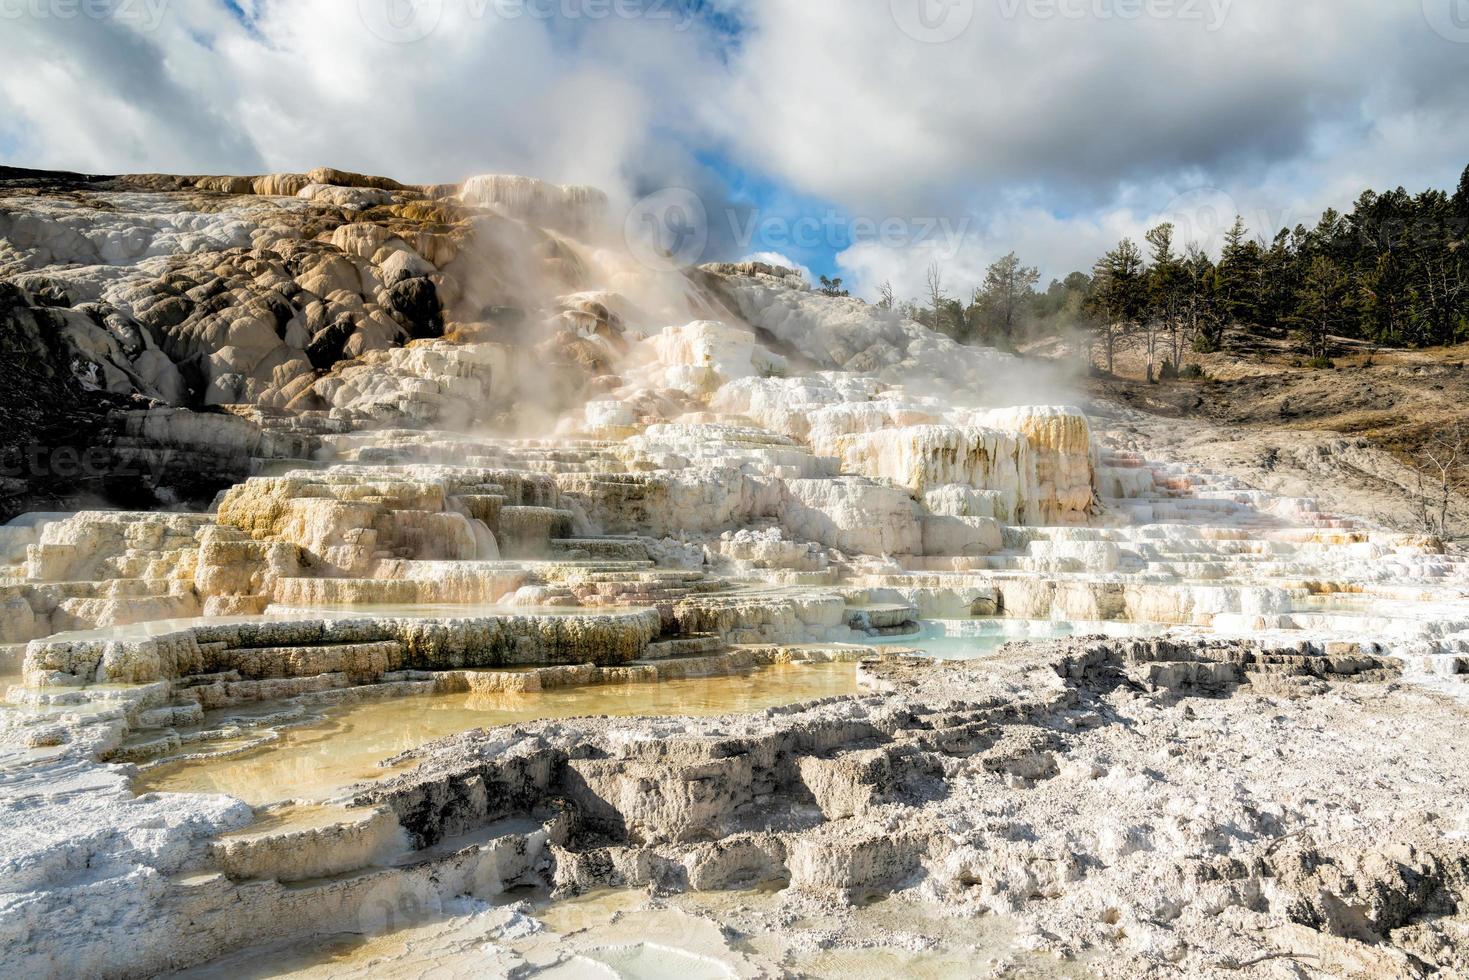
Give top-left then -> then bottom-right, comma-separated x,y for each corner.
890,0 -> 975,43
623,188 -> 710,272
1423,0 -> 1469,42
354,875 -> 440,936
357,0 -> 444,43
1158,187 -> 1242,258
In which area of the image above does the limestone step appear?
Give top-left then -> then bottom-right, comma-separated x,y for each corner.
579,568 -> 691,583
110,732 -> 182,763
844,603 -> 919,631
176,669 -> 243,687
202,641 -> 406,680
455,493 -> 505,527
550,537 -> 651,562
497,507 -> 575,559
641,634 -> 725,660
134,702 -> 205,730
628,649 -> 758,677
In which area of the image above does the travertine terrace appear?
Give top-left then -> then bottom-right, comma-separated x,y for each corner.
2,167 -> 1468,978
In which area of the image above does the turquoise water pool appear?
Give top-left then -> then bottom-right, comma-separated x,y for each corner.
856,618 -> 1164,660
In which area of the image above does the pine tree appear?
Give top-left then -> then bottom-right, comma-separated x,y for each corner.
973,252 -> 1040,344
1216,215 -> 1262,327
1408,190 -> 1467,346
1087,239 -> 1146,374
1358,251 -> 1407,345
1452,164 -> 1469,237
1183,243 -> 1222,353
1292,256 -> 1348,364
975,163 -> 1469,356
818,275 -> 849,298
1258,228 -> 1302,329
1145,224 -> 1184,368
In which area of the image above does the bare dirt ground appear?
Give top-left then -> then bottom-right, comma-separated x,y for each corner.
1032,331 -> 1469,538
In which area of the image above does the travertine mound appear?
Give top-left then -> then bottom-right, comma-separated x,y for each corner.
4,166 -> 1469,978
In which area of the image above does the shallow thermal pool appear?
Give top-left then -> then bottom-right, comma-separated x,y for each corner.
178,884 -> 1094,979
134,662 -> 858,805
858,617 -> 1165,660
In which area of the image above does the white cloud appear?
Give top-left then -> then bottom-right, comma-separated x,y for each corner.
836,207 -> 1136,304
0,0 -> 714,204
717,0 -> 1467,289
713,1 -> 1463,209
0,0 -> 1463,295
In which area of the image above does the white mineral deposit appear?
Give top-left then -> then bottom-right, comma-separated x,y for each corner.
2,4 -> 1467,978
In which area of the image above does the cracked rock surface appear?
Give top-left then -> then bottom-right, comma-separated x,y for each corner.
7,638 -> 1458,977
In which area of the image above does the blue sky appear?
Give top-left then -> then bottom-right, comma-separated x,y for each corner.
691,150 -> 851,282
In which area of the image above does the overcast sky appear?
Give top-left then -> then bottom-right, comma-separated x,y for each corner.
2,0 -> 1465,300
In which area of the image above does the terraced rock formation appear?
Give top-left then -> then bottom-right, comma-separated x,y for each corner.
2,166 -> 1468,977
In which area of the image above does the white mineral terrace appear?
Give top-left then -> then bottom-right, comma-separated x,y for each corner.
1,178 -> 1467,978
